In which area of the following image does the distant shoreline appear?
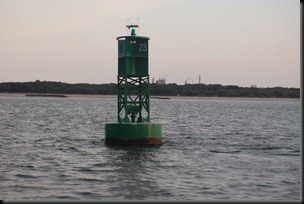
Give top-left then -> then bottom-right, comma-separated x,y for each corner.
25,93 -> 67,97
0,81 -> 299,98
0,92 -> 299,101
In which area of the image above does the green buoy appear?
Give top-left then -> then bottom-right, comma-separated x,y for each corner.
105,24 -> 163,146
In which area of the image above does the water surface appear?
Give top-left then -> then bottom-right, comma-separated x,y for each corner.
0,96 -> 301,201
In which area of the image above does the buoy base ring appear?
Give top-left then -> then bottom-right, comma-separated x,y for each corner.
105,138 -> 162,146
105,123 -> 162,146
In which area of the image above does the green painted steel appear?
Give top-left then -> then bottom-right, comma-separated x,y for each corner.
105,123 -> 162,139
116,28 -> 150,124
117,37 -> 149,76
117,76 -> 150,123
105,25 -> 162,145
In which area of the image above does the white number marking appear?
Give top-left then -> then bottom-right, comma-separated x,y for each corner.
139,43 -> 147,52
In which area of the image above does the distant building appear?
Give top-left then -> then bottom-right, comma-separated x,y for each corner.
251,85 -> 257,88
156,78 -> 166,84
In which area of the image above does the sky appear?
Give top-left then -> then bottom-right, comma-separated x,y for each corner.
0,0 -> 300,88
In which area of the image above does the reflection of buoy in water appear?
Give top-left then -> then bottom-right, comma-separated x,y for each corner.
104,24 -> 163,146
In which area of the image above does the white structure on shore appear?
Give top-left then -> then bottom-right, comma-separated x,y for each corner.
155,75 -> 167,84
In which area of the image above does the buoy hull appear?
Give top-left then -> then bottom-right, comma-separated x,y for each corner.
105,123 -> 162,146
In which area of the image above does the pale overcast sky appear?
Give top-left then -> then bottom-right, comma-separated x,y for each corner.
0,0 -> 300,88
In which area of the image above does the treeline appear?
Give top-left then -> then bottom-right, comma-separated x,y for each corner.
0,80 -> 116,95
150,83 -> 300,98
0,80 -> 300,98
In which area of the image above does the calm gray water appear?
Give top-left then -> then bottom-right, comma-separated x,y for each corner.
0,96 -> 301,201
